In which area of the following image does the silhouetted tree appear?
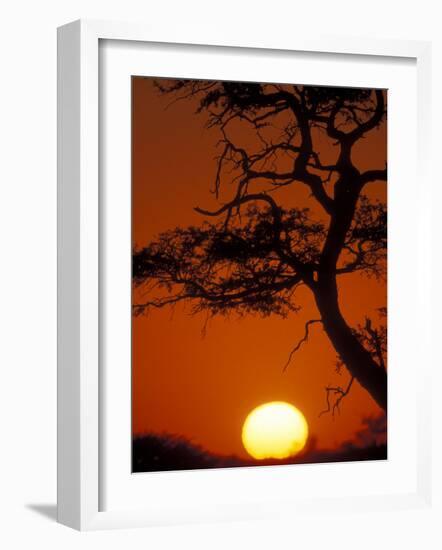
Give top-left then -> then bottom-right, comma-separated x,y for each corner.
133,81 -> 387,412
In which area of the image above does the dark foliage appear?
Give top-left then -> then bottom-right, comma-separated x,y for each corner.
132,431 -> 387,473
132,433 -> 243,472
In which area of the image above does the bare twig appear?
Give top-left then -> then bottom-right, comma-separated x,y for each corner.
282,319 -> 322,372
319,376 -> 355,418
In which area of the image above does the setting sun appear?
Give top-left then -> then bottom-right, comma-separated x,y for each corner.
131,78 -> 388,473
242,402 -> 309,460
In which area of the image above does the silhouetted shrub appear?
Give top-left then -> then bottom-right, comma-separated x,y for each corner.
132,432 -> 386,473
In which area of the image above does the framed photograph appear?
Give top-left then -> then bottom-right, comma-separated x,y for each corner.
57,19 -> 432,530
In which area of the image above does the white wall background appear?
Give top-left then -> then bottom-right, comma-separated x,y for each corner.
0,1 -> 441,548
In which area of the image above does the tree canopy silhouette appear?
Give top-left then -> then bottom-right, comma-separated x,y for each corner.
133,81 -> 387,412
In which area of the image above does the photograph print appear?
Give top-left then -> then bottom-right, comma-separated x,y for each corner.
132,77 -> 387,472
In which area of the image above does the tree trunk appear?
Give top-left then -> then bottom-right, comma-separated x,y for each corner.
314,274 -> 387,412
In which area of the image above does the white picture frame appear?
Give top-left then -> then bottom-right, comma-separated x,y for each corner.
57,19 -> 432,531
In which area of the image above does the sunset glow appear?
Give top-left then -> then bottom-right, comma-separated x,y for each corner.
132,77 -> 387,473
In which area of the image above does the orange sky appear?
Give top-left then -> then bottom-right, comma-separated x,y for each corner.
132,77 -> 387,459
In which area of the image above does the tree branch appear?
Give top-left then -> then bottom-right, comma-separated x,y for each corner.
319,376 -> 355,417
359,166 -> 388,185
282,319 -> 322,371
346,89 -> 385,142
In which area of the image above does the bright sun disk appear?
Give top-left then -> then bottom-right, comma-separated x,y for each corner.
242,401 -> 308,460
